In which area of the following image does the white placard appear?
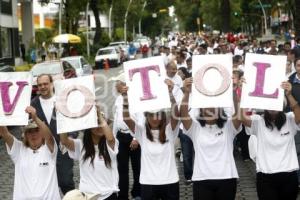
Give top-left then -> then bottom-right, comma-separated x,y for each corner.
191,55 -> 233,108
240,53 -> 286,111
0,72 -> 32,125
124,56 -> 171,113
54,75 -> 97,133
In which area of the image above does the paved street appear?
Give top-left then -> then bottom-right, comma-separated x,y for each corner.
0,66 -> 300,200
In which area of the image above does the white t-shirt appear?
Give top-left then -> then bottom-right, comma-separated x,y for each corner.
39,96 -> 55,124
68,139 -> 119,199
184,120 -> 241,181
112,95 -> 145,136
6,137 -> 60,200
248,113 -> 300,174
135,122 -> 180,185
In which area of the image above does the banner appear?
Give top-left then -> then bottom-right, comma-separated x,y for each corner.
55,75 -> 97,133
191,55 -> 233,108
124,56 -> 171,113
0,72 -> 32,125
240,53 -> 286,111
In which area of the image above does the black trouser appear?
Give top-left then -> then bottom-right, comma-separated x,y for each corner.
117,131 -> 141,200
236,126 -> 250,160
256,171 -> 298,200
193,179 -> 237,200
106,193 -> 118,200
141,182 -> 179,200
178,130 -> 194,180
57,148 -> 75,194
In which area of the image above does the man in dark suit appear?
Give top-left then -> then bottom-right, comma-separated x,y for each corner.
31,74 -> 75,194
288,58 -> 300,185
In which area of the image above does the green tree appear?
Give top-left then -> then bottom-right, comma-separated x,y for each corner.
295,0 -> 300,37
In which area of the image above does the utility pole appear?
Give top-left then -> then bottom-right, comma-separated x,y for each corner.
124,0 -> 132,43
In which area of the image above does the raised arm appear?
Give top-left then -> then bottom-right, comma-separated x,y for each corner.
165,79 -> 179,130
121,86 -> 135,133
180,78 -> 193,130
60,133 -> 75,152
232,87 -> 242,130
26,106 -> 55,153
282,81 -> 300,124
97,107 -> 115,150
0,126 -> 14,149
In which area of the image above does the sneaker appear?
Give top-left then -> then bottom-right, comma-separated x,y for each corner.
175,148 -> 181,158
185,179 -> 193,185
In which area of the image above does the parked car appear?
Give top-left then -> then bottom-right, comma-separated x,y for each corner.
30,60 -> 77,98
133,36 -> 152,49
61,56 -> 93,76
108,41 -> 129,60
95,47 -> 121,69
0,65 -> 14,72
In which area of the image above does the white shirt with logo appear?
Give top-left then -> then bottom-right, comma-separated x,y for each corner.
249,113 -> 300,173
68,139 -> 119,199
135,122 -> 180,185
184,120 -> 241,181
6,137 -> 60,200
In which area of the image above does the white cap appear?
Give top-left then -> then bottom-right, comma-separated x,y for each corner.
62,189 -> 99,200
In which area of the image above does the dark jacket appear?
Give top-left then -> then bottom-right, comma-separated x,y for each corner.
285,72 -> 300,113
31,96 -> 59,142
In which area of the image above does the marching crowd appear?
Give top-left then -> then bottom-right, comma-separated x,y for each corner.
1,32 -> 300,200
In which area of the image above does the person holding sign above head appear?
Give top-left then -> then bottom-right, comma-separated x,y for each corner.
180,77 -> 242,200
60,106 -> 119,200
240,81 -> 300,200
31,74 -> 75,194
0,106 -> 61,200
121,79 -> 180,200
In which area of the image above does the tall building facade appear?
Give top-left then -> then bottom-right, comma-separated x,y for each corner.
0,0 -> 20,67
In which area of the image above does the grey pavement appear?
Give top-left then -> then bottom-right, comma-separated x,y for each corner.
1,66 -> 300,199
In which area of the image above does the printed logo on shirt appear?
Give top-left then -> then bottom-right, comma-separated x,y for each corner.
280,131 -> 290,136
39,162 -> 49,167
215,131 -> 223,136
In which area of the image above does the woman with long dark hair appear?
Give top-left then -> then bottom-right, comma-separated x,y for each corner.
60,107 -> 118,200
241,81 -> 300,200
180,77 -> 242,200
121,80 -> 180,200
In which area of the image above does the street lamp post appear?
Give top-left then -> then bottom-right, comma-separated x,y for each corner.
58,0 -> 63,56
257,0 -> 268,35
86,2 -> 90,58
124,0 -> 132,43
109,0 -> 113,39
138,1 -> 147,35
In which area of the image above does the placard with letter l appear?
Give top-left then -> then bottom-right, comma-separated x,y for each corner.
240,53 -> 286,111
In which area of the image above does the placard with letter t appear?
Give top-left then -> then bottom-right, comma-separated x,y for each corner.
123,56 -> 171,114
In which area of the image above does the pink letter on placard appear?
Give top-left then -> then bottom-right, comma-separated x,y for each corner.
56,85 -> 95,118
0,81 -> 28,115
129,65 -> 160,100
249,62 -> 278,98
194,63 -> 231,96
